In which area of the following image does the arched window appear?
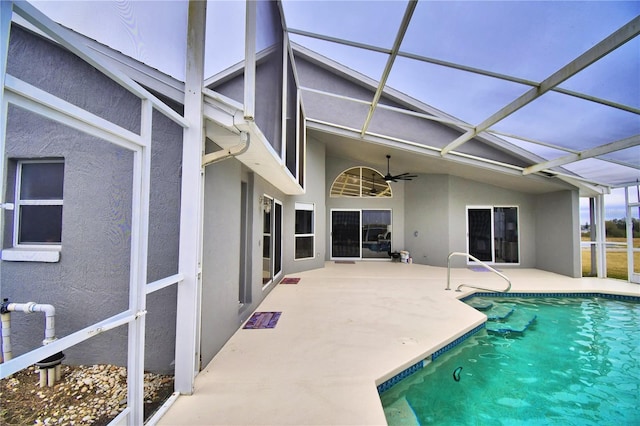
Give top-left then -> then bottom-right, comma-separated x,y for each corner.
330,167 -> 392,198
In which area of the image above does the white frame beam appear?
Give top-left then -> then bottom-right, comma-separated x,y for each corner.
126,99 -> 153,425
360,0 -> 417,137
287,29 -> 640,116
441,15 -> 640,156
523,134 -> 640,175
175,0 -> 206,395
625,185 -> 640,283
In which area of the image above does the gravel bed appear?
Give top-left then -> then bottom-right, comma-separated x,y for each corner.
1,364 -> 174,425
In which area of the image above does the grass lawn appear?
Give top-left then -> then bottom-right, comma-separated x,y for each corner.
581,237 -> 640,280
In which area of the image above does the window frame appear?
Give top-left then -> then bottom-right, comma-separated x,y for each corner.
294,202 -> 315,260
13,159 -> 64,249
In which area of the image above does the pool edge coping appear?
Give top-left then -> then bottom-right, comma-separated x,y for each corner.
375,290 -> 640,395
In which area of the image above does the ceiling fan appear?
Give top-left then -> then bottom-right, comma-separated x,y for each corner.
383,155 -> 417,182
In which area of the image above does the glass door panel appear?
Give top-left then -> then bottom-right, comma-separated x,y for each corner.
331,210 -> 361,258
468,208 -> 493,262
494,207 -> 519,263
362,210 -> 391,259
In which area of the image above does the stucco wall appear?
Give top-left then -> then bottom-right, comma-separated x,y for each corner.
200,156 -> 243,366
3,26 -> 180,374
285,136 -> 326,273
404,174 -> 451,266
535,190 -> 581,277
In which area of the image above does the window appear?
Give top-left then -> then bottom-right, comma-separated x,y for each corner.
15,160 -> 64,246
330,167 -> 391,198
295,202 -> 314,260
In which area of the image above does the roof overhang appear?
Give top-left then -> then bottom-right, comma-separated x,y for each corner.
202,89 -> 304,195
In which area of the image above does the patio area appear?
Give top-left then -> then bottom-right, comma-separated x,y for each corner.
157,262 -> 639,425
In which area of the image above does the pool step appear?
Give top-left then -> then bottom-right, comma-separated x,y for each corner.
466,299 -> 493,311
486,310 -> 537,335
484,304 -> 515,320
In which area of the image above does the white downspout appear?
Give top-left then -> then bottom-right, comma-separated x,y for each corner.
201,131 -> 250,167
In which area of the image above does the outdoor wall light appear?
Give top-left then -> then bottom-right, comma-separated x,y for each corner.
259,196 -> 272,213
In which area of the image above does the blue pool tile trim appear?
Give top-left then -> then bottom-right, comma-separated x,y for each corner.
460,292 -> 640,302
377,323 -> 485,394
376,360 -> 425,394
431,323 -> 485,361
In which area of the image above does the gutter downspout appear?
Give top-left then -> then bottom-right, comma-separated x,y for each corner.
201,131 -> 250,167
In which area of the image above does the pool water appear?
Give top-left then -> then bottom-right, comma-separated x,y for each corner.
380,297 -> 640,425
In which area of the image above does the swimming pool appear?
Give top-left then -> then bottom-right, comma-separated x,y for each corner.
380,295 -> 640,425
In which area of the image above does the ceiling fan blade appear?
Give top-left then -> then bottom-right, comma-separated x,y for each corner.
384,155 -> 416,182
398,174 -> 418,180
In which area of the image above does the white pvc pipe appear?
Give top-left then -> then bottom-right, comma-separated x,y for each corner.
6,302 -> 56,345
1,312 -> 12,362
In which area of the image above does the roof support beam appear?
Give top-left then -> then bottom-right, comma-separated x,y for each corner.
360,0 -> 417,137
523,134 -> 640,175
440,15 -> 640,156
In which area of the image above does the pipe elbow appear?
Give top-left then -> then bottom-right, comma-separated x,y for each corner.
32,303 -> 56,317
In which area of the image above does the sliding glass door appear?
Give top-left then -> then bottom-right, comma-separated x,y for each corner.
467,206 -> 519,264
331,209 -> 392,260
331,210 -> 360,258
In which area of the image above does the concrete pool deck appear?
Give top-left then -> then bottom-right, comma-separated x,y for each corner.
157,262 -> 640,425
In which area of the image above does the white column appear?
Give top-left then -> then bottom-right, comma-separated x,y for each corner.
595,194 -> 607,278
127,99 -> 152,424
175,0 -> 206,395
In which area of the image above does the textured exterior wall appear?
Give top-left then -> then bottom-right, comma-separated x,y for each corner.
3,26 -> 181,373
200,156 -> 243,366
535,190 -> 581,277
294,56 -> 530,167
285,136 -> 326,273
404,174 -> 451,266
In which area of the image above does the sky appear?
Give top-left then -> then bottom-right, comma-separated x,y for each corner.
26,0 -> 640,215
